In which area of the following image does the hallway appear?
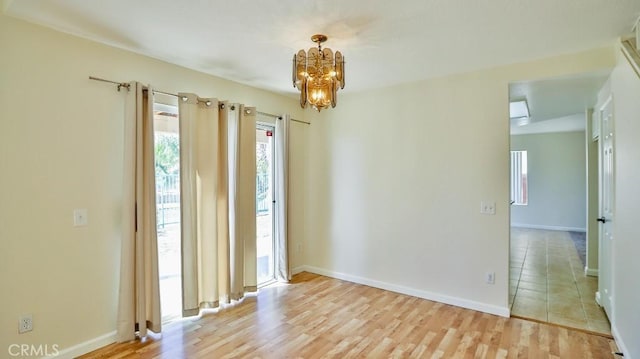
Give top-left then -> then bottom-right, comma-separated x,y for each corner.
510,228 -> 610,335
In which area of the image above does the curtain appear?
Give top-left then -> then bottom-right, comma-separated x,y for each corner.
179,94 -> 222,315
116,82 -> 162,342
228,104 -> 258,295
274,114 -> 291,281
180,96 -> 257,316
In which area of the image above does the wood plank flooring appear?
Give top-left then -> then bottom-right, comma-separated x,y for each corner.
80,272 -> 618,358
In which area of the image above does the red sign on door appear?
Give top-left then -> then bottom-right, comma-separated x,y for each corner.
266,130 -> 273,137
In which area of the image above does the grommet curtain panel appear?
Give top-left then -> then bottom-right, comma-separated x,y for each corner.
227,104 -> 258,297
275,115 -> 291,281
179,94 -> 257,317
116,82 -> 162,342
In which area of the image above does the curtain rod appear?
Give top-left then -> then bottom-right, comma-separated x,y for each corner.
257,111 -> 310,125
89,76 -> 131,91
89,75 -> 310,125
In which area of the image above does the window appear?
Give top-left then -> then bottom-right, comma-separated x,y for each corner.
510,150 -> 528,205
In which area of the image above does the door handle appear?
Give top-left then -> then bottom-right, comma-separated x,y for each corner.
597,217 -> 607,223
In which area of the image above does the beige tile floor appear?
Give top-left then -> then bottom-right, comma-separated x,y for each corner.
510,228 -> 611,335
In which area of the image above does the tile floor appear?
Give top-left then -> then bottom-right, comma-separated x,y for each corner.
510,228 -> 611,335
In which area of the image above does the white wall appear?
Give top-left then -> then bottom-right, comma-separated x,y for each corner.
510,131 -> 587,231
303,47 -> 615,317
0,14 -> 307,356
609,44 -> 640,359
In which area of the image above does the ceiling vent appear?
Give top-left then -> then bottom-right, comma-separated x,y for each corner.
510,99 -> 529,118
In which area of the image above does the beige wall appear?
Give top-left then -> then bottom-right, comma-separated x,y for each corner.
303,47 -> 615,315
0,14 -> 307,354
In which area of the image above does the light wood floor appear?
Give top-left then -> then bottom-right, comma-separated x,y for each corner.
81,272 -> 618,358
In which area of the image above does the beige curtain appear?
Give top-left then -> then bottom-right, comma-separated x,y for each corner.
228,104 -> 257,296
180,96 -> 256,316
116,82 -> 162,342
274,114 -> 291,281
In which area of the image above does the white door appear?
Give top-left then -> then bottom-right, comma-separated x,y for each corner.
597,95 -> 614,319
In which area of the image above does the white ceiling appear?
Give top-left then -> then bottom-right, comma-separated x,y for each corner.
510,113 -> 587,135
509,70 -> 610,135
4,0 -> 640,97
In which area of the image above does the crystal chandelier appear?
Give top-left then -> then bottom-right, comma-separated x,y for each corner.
292,34 -> 345,111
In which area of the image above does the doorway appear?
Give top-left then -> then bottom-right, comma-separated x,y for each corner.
256,124 -> 276,286
508,72 -> 611,334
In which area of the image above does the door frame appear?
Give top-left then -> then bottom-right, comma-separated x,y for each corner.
256,122 -> 277,287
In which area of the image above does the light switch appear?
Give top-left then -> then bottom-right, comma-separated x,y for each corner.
73,209 -> 88,227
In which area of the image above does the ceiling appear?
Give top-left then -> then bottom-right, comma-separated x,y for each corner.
510,70 -> 610,135
4,0 -> 640,98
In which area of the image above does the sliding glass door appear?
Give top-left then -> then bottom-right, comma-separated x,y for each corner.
256,124 -> 275,286
153,102 -> 182,322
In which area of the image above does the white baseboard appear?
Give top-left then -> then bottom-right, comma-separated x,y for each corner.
612,325 -> 632,359
584,266 -> 599,277
298,265 -> 510,318
511,224 -> 586,232
43,331 -> 116,359
291,266 -> 306,275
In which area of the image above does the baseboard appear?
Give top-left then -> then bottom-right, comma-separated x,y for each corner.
298,265 -> 510,318
291,265 -> 306,275
612,325 -> 632,359
511,224 -> 586,232
43,331 -> 116,359
584,266 -> 599,277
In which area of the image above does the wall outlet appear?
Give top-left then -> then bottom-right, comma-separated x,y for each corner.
485,272 -> 495,285
19,314 -> 33,334
297,243 -> 302,253
73,209 -> 88,227
480,201 -> 496,215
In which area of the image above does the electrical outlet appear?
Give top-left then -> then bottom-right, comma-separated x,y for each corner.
73,209 -> 88,226
480,201 -> 496,215
19,314 -> 33,334
297,243 -> 302,253
485,272 -> 495,285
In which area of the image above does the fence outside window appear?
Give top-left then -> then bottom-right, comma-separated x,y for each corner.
156,173 -> 270,227
156,174 -> 180,228
256,172 -> 270,214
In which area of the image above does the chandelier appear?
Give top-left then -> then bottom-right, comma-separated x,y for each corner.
292,34 -> 345,111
